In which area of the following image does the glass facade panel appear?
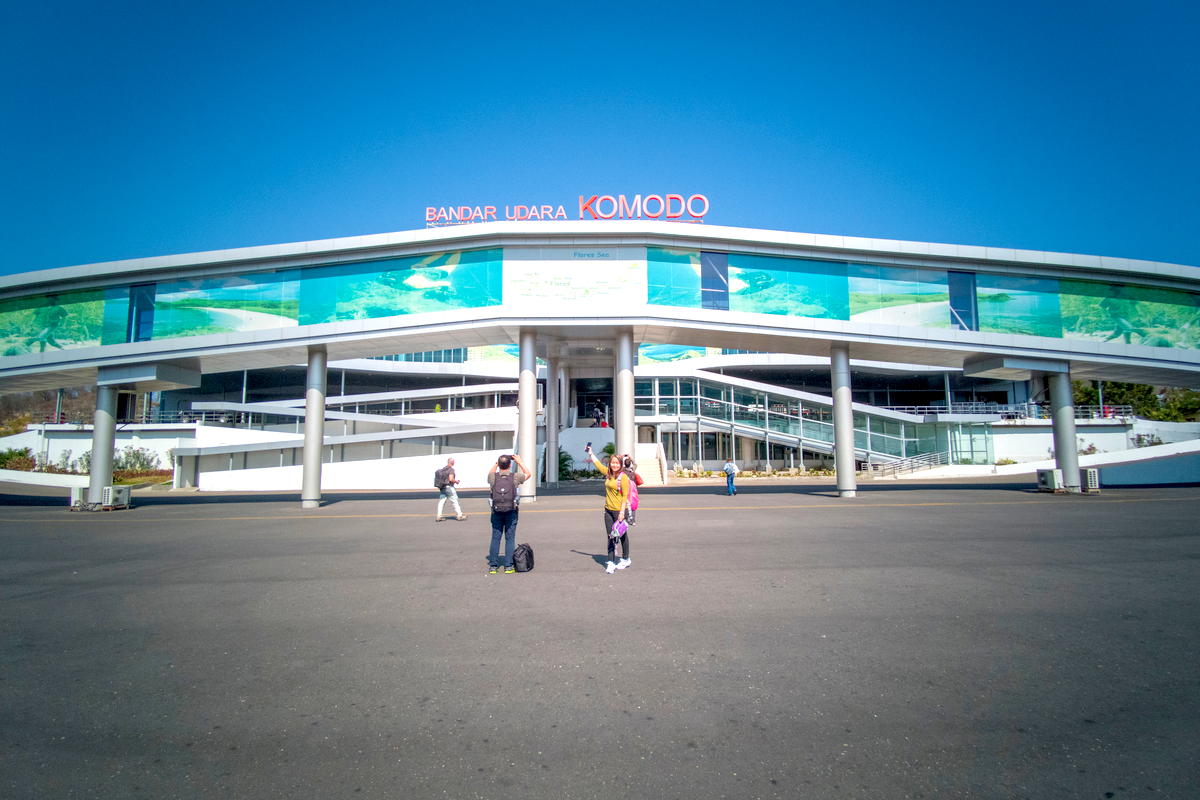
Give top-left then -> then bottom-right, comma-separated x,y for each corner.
848,264 -> 950,328
700,252 -> 730,311
152,270 -> 299,340
376,348 -> 469,363
634,380 -> 653,397
804,420 -> 834,443
1059,279 -> 1200,349
949,423 -> 994,464
639,344 -> 707,363
101,286 -> 131,345
803,406 -> 834,424
300,249 -> 501,327
647,248 -> 701,308
9,243 -> 1200,369
769,416 -> 800,436
976,275 -> 1063,338
871,434 -> 904,457
727,253 -> 849,319
0,289 -> 106,356
948,271 -> 978,331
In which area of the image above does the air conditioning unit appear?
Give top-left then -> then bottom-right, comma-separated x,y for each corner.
100,485 -> 131,509
1036,469 -> 1064,492
1083,468 -> 1101,493
69,486 -> 86,509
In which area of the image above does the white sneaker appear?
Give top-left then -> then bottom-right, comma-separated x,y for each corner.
605,561 -> 617,574
616,558 -> 631,570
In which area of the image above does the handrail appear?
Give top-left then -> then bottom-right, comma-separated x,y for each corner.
868,450 -> 951,478
879,403 -> 1134,420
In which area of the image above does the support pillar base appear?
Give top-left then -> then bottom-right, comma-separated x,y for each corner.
839,489 -> 857,498
302,499 -> 320,509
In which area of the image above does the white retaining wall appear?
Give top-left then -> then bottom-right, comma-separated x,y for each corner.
195,449 -> 511,492
896,439 -> 1200,485
992,418 -> 1200,463
0,468 -> 88,488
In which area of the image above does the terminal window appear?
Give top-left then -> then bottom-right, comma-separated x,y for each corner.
127,284 -> 156,342
700,252 -> 730,311
948,272 -> 978,331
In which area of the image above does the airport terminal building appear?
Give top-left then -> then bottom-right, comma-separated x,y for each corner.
2,219 -> 1199,504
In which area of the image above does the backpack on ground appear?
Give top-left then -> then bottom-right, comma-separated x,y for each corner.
491,471 -> 517,512
434,466 -> 451,489
513,543 -> 534,572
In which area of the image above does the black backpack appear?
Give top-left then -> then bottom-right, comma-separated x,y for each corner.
491,471 -> 517,512
434,466 -> 451,489
513,543 -> 534,572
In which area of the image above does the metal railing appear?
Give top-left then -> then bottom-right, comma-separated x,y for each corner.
879,403 -> 1135,420
40,410 -> 305,427
646,395 -> 918,461
868,450 -> 951,478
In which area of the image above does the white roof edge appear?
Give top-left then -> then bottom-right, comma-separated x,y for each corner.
2,220 -> 1198,292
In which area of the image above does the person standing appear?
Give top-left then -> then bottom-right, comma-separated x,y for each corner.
622,455 -> 643,525
486,453 -> 529,574
435,457 -> 465,522
723,456 -> 738,496
586,445 -> 631,573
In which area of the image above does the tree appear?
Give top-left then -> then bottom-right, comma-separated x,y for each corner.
1072,380 -> 1185,421
1161,388 -> 1200,421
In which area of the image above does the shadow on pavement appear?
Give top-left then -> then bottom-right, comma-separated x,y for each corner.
2,475 -> 1041,511
570,549 -> 610,567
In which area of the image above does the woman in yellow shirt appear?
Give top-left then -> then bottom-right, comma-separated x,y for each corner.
585,445 -> 631,574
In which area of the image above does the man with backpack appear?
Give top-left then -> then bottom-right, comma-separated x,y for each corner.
486,453 -> 530,574
434,457 -> 465,522
724,456 -> 739,496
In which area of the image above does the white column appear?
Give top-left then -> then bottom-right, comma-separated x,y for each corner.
301,345 -> 327,509
764,393 -> 770,471
568,371 -> 577,427
557,364 -> 568,429
615,329 -> 635,458
87,386 -> 119,504
1049,371 -> 1081,492
518,329 -> 537,500
546,353 -> 559,486
831,343 -> 857,498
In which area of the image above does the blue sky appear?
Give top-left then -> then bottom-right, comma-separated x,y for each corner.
1,0 -> 1197,277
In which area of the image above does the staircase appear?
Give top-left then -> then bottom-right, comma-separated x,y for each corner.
867,450 -> 951,478
634,442 -> 668,486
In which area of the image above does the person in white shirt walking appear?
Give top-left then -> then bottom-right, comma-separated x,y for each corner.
435,458 -> 465,521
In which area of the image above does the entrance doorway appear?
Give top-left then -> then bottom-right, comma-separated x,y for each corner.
575,378 -> 612,428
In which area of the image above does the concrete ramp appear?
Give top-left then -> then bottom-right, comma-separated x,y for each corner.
890,439 -> 1200,486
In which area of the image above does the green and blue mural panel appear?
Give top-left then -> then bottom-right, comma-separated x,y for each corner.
4,245 -> 1200,360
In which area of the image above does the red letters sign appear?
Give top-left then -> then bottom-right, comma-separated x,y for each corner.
577,194 -> 708,221
426,194 -> 709,227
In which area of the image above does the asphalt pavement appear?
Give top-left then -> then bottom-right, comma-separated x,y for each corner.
1,476 -> 1198,799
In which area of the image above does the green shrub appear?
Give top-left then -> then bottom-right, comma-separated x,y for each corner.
113,446 -> 161,471
0,447 -> 33,469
